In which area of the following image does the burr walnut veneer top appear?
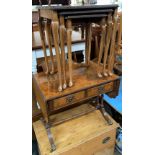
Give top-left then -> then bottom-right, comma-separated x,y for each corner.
33,67 -> 119,101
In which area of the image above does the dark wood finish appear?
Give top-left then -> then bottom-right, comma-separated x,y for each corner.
32,0 -> 70,5
65,14 -> 108,19
41,118 -> 56,151
99,95 -> 113,125
59,9 -> 113,16
37,4 -> 118,11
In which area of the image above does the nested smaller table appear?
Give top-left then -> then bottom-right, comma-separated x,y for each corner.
37,4 -> 118,92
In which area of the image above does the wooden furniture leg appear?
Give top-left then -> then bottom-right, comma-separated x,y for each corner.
95,36 -> 99,58
87,23 -> 92,66
81,24 -> 85,39
117,12 -> 122,55
52,21 -> 63,92
97,18 -> 106,78
45,19 -> 55,74
85,24 -> 88,66
97,95 -> 113,125
108,10 -> 118,76
38,17 -> 49,74
103,14 -> 113,76
73,53 -> 77,62
66,19 -> 73,87
60,16 -> 67,89
41,118 -> 56,152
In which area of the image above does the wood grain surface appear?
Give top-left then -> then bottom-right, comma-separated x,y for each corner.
33,106 -> 119,155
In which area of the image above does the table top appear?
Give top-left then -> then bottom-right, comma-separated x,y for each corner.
59,9 -> 113,16
37,4 -> 118,11
33,66 -> 120,101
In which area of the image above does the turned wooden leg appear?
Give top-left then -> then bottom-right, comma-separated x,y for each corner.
60,16 -> 67,89
95,36 -> 99,58
103,14 -> 113,77
45,19 -> 55,74
85,24 -> 88,66
97,19 -> 106,78
108,10 -> 118,76
38,18 -> 49,74
51,21 -> 63,92
87,23 -> 92,66
81,25 -> 85,39
117,12 -> 122,55
66,19 -> 73,87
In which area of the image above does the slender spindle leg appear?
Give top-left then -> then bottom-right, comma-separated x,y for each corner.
81,24 -> 85,39
110,13 -> 118,74
95,36 -> 99,58
87,23 -> 92,66
117,12 -> 122,54
108,10 -> 118,76
66,19 -> 73,87
59,16 -> 67,89
45,19 -> 55,74
51,21 -> 63,92
85,24 -> 88,66
38,17 -> 49,74
103,14 -> 113,76
97,19 -> 106,78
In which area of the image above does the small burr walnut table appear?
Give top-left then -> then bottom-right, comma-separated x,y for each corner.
37,4 -> 118,92
33,66 -> 120,151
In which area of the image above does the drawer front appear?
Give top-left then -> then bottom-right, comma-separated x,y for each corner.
79,129 -> 116,155
87,82 -> 113,97
50,91 -> 85,110
94,146 -> 115,155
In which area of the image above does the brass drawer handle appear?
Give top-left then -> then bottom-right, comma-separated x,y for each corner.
102,137 -> 110,144
66,95 -> 74,104
98,86 -> 104,94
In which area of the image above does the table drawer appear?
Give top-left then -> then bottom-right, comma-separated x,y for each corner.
49,91 -> 85,110
87,82 -> 113,97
